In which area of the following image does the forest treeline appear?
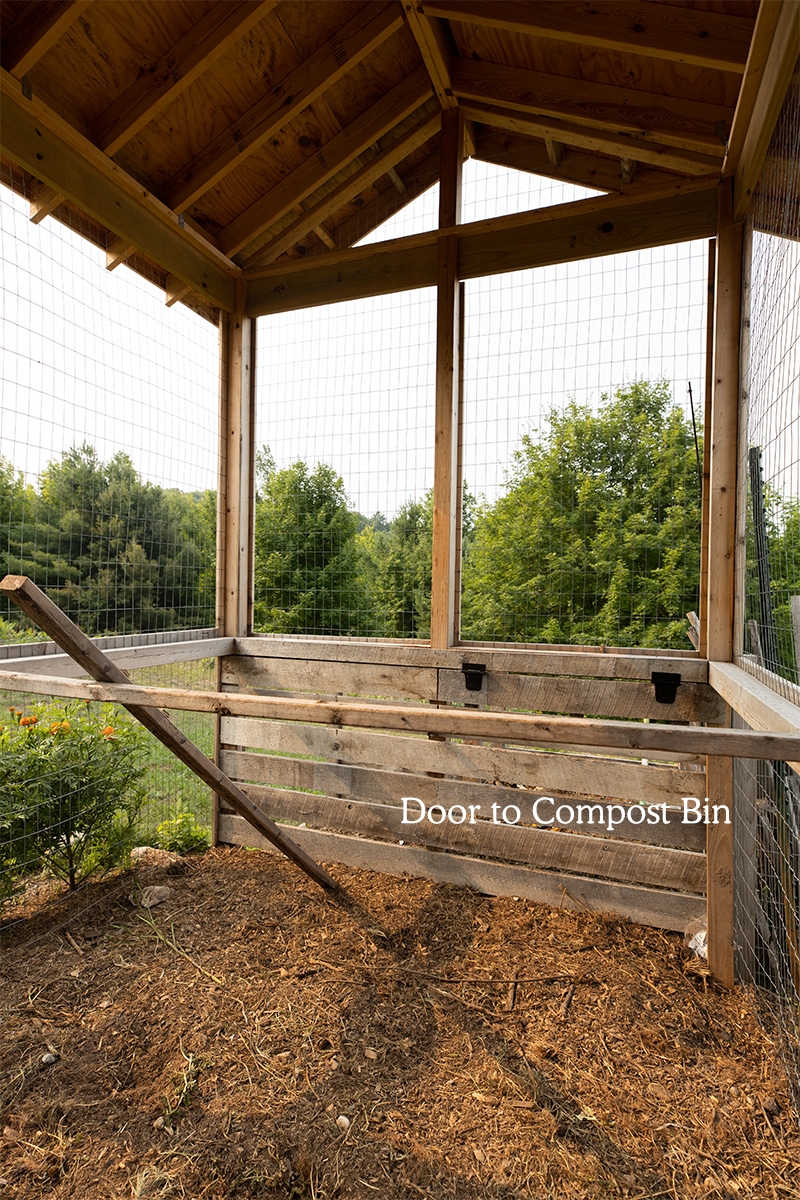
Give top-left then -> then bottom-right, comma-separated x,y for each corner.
3,382 -> 797,656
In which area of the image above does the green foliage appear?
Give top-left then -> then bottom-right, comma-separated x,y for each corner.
154,810 -> 211,854
461,381 -> 702,648
0,701 -> 146,898
253,453 -> 369,635
1,446 -> 216,636
358,495 -> 433,638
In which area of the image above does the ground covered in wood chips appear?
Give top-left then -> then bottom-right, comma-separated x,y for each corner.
1,848 -> 798,1200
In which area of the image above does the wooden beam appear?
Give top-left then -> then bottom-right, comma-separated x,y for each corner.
403,3 -> 457,110
727,0 -> 800,221
246,179 -> 716,316
1,1 -> 92,76
706,180 -> 742,663
462,101 -> 723,176
0,575 -> 337,891
706,755 -> 734,986
230,635 -> 708,680
219,68 -> 430,258
106,236 -> 136,271
430,109 -> 463,649
709,661 -> 800,776
0,637 -> 234,679
165,274 -> 192,306
90,1 -> 277,157
0,69 -> 240,311
163,3 -> 404,212
6,670 -> 800,762
698,238 -> 716,660
425,0 -> 754,73
219,302 -> 256,638
29,185 -> 66,224
241,111 -> 438,268
473,131 -> 674,193
452,57 -> 734,154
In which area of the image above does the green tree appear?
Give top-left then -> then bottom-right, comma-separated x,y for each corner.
253,453 -> 367,635
461,381 -> 702,648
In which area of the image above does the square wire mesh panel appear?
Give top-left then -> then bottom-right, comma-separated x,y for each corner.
460,240 -> 709,648
732,725 -> 800,1123
1,183 -> 220,929
737,59 -> 800,695
1,185 -> 220,638
254,288 -> 436,638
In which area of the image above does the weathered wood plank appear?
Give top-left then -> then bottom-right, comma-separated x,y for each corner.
710,661 -> 800,777
0,637 -> 233,679
231,637 -> 707,681
220,748 -> 706,854
220,716 -> 707,817
219,816 -> 706,932
438,669 -> 725,722
221,656 -> 438,702
706,755 -> 734,986
222,783 -> 706,891
4,670 -> 799,762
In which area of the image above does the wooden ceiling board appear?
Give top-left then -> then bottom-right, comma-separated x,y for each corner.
21,1 -> 217,133
318,23 -> 422,130
181,101 -> 343,237
448,22 -> 742,109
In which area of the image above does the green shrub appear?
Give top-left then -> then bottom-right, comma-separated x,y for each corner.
155,810 -> 211,855
0,700 -> 147,898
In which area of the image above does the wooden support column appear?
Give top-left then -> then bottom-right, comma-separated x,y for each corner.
430,108 -> 464,648
218,289 -> 256,639
706,178 -> 743,989
215,293 -> 256,844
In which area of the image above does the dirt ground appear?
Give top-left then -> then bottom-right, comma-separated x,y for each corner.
1,847 -> 798,1200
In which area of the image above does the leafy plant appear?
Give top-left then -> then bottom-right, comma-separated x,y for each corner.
155,809 -> 211,854
0,700 -> 147,897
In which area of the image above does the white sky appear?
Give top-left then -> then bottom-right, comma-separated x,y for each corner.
2,161 -> 716,515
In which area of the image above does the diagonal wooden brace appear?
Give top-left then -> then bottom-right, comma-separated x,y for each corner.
0,575 -> 338,892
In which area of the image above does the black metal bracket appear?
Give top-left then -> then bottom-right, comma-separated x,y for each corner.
651,671 -> 681,704
462,662 -> 486,692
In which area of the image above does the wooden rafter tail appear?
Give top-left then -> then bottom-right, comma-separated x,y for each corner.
0,575 -> 338,893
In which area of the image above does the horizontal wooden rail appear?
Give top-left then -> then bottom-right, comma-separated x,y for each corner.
3,668 -> 800,761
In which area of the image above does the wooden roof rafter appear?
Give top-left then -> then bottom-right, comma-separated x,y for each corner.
90,0 -> 279,158
0,0 -> 91,76
424,0 -> 755,73
162,2 -> 404,214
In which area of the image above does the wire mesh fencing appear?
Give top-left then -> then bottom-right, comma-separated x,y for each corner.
736,58 -> 800,694
1,180 -> 220,930
732,728 -> 800,1122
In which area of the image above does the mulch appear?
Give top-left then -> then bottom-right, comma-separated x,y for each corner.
1,847 -> 798,1199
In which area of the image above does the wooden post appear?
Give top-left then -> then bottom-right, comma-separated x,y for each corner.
697,238 -> 715,660
705,178 -> 743,988
219,285 -> 256,640
0,575 -> 338,892
430,108 -> 464,648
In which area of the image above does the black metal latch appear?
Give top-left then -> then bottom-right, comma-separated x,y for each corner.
462,662 -> 486,692
651,671 -> 681,704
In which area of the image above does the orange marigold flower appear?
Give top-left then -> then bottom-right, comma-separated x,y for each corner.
50,721 -> 62,734
19,715 -> 38,727
61,720 -> 71,732
102,726 -> 116,739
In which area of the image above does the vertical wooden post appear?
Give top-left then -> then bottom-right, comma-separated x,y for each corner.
430,108 -> 464,648
215,285 -> 256,843
697,238 -> 716,660
220,289 -> 256,639
706,179 -> 743,988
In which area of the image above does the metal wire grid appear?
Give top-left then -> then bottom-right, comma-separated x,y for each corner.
732,726 -> 800,1123
459,238 -> 709,648
1,183 -> 220,927
737,59 -> 800,694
